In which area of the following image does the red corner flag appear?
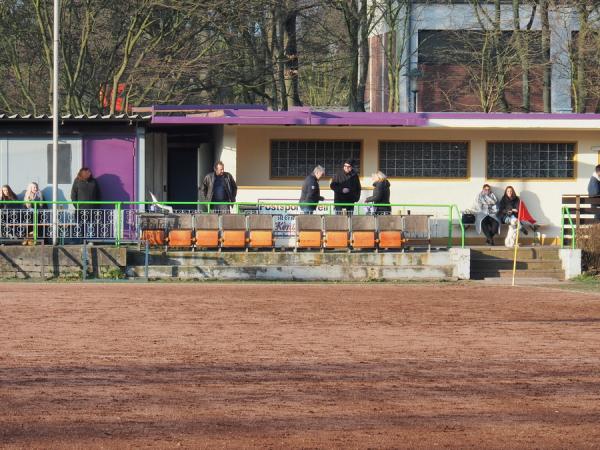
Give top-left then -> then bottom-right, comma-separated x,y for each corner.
518,200 -> 537,224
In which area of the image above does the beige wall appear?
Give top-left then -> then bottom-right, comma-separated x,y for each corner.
234,126 -> 600,241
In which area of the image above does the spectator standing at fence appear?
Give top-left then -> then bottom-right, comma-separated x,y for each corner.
474,184 -> 500,246
299,165 -> 325,214
201,161 -> 237,213
330,159 -> 361,214
365,171 -> 391,215
588,164 -> 600,221
1,184 -> 18,209
22,182 -> 45,245
24,182 -> 44,209
71,168 -> 100,210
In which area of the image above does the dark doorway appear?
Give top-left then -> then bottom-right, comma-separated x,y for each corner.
167,147 -> 198,209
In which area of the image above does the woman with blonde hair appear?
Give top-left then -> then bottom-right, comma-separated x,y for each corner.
474,184 -> 500,246
24,182 -> 44,209
365,171 -> 391,215
22,182 -> 45,245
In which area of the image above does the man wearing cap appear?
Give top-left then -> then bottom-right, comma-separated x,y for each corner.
330,159 -> 361,214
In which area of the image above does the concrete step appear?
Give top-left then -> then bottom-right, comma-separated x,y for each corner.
125,264 -> 457,281
471,259 -> 563,271
471,269 -> 564,280
126,249 -> 455,268
471,247 -> 560,260
477,277 -> 563,285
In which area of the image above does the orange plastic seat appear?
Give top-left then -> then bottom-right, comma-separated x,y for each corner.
168,229 -> 193,248
221,230 -> 246,248
142,230 -> 165,246
351,230 -> 376,249
248,230 -> 273,248
297,230 -> 321,248
324,230 -> 348,248
378,230 -> 405,249
195,230 -> 219,248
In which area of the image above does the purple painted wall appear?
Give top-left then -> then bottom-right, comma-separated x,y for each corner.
83,136 -> 136,205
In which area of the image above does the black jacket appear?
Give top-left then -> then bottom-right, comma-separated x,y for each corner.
588,175 -> 600,197
201,172 -> 237,203
71,178 -> 100,209
365,180 -> 391,213
330,169 -> 361,205
498,195 -> 520,221
299,174 -> 324,206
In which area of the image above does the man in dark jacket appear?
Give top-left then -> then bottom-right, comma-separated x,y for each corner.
588,164 -> 600,220
71,167 -> 100,210
330,159 -> 361,213
201,161 -> 237,213
299,165 -> 325,214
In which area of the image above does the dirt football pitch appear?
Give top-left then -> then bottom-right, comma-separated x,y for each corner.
2,282 -> 600,449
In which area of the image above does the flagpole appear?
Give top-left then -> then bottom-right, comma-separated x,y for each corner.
511,203 -> 522,287
52,0 -> 60,245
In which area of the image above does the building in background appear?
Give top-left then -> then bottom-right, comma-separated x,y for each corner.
367,1 -> 588,113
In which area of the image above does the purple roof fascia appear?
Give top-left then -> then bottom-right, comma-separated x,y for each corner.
149,108 -> 600,127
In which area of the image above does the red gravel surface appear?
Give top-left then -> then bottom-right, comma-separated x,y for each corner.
1,282 -> 600,449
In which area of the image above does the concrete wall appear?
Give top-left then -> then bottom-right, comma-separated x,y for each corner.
0,245 -> 127,279
234,125 -> 600,242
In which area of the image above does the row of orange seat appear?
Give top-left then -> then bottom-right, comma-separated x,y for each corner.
139,213 -> 407,250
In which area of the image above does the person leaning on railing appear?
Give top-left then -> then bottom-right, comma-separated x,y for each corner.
1,185 -> 20,237
22,182 -> 45,245
1,184 -> 18,209
299,165 -> 325,214
588,164 -> 600,221
364,171 -> 391,215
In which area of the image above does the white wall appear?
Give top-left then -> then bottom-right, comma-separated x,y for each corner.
0,137 -> 82,201
232,125 -> 600,243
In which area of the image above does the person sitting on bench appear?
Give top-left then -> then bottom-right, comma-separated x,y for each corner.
474,184 -> 499,246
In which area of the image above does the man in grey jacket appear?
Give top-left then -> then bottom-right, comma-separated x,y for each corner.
201,161 -> 237,213
588,164 -> 600,221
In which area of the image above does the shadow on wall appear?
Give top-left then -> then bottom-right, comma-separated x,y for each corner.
96,173 -> 130,207
519,190 -> 551,225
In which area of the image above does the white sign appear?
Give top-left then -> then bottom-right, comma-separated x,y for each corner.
257,199 -> 331,238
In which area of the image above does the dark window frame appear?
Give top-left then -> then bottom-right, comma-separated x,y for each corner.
486,142 -> 576,180
270,139 -> 362,179
378,141 -> 469,179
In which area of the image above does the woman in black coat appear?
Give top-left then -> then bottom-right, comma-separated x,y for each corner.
365,171 -> 391,215
497,185 -> 520,226
71,167 -> 100,210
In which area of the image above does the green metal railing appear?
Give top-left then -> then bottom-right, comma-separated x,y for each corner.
560,205 -> 576,249
0,200 -> 465,248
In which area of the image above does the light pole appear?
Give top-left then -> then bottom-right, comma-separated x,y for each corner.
52,0 -> 60,245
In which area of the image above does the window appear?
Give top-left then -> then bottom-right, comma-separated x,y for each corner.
46,143 -> 72,184
487,142 -> 575,179
270,140 -> 361,178
379,141 -> 468,178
